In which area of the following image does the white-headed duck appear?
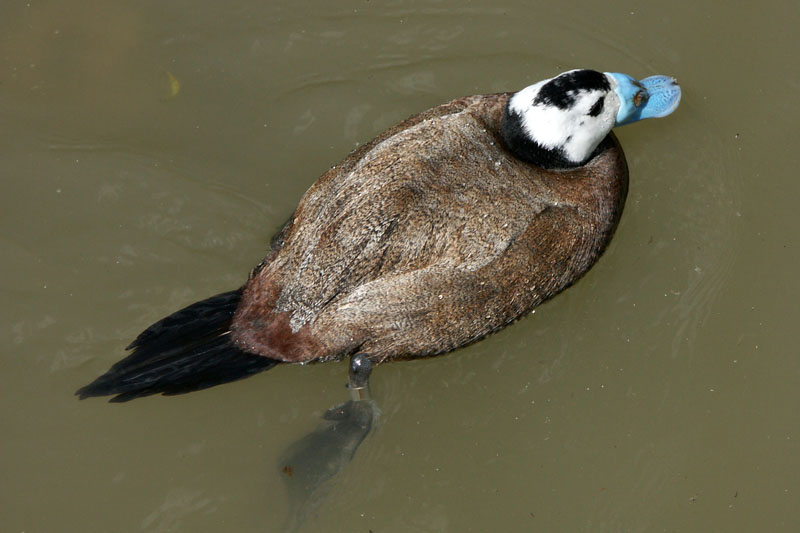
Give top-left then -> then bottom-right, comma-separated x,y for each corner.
78,69 -> 680,402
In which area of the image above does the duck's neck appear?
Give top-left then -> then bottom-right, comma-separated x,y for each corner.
500,102 -> 602,170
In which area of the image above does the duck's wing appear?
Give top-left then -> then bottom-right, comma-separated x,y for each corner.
310,199 -> 602,361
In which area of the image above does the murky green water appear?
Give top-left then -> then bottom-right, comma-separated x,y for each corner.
2,1 -> 799,531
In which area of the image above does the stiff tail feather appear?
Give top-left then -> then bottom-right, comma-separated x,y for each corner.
76,289 -> 279,402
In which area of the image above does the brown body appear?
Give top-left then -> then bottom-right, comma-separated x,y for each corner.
231,93 -> 628,364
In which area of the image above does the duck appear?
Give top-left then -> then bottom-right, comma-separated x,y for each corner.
77,69 -> 680,402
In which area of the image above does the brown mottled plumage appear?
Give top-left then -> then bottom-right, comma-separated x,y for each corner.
231,93 -> 627,364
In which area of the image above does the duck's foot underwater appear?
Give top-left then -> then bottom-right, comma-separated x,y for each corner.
278,354 -> 378,532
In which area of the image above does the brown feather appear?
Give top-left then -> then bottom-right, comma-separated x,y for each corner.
231,93 -> 628,364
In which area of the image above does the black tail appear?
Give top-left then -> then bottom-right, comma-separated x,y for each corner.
76,289 -> 279,402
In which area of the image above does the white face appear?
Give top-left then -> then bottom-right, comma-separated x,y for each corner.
508,71 -> 622,165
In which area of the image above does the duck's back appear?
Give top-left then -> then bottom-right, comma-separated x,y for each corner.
231,93 -> 628,363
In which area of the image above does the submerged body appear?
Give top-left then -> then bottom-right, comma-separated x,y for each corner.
77,69 -> 679,401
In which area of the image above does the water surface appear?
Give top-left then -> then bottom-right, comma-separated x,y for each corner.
2,1 -> 799,531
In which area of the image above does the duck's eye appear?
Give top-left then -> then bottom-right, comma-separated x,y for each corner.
588,97 -> 604,117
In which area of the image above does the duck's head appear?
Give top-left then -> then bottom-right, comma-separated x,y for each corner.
501,69 -> 681,169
